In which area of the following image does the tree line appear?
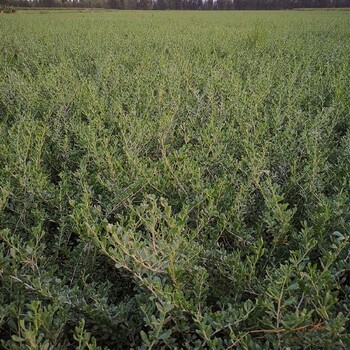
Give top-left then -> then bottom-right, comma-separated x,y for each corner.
1,0 -> 349,11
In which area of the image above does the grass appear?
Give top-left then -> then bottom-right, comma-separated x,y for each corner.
1,10 -> 350,349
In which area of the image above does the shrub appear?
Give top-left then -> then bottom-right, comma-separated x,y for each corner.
0,10 -> 350,349
1,6 -> 16,13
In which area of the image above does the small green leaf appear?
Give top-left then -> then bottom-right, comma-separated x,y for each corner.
286,282 -> 299,291
12,335 -> 25,342
140,331 -> 150,346
160,329 -> 172,341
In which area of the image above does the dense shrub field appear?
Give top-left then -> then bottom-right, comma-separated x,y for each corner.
1,10 -> 350,349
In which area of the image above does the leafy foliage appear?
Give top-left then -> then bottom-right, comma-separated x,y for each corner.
1,10 -> 350,349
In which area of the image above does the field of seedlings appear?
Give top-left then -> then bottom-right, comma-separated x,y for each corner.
1,10 -> 350,349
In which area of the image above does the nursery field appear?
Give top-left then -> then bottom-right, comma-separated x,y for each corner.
1,10 -> 350,349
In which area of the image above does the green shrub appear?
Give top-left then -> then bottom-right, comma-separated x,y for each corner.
0,10 -> 350,349
0,6 -> 16,13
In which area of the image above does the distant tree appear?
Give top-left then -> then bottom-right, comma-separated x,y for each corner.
1,0 -> 350,11
204,0 -> 213,9
137,0 -> 153,9
156,0 -> 166,8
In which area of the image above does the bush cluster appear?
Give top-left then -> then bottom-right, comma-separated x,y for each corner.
0,6 -> 16,13
1,10 -> 350,349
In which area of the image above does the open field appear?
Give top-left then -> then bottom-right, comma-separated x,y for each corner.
1,10 -> 350,349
